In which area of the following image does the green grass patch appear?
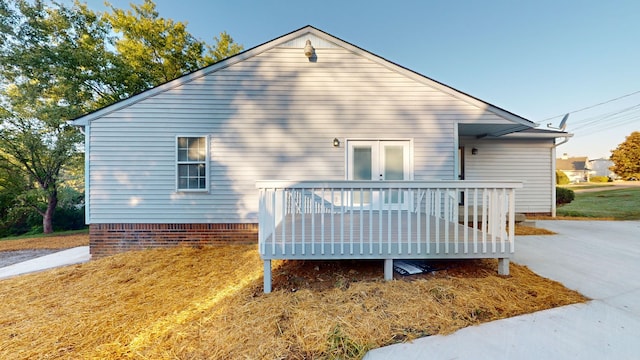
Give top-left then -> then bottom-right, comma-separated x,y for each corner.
557,188 -> 640,220
561,184 -> 615,191
0,228 -> 89,242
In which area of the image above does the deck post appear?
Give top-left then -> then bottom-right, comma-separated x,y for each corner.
264,260 -> 272,293
498,258 -> 509,275
384,259 -> 393,281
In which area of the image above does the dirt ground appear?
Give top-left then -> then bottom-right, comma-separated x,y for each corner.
272,258 -> 506,292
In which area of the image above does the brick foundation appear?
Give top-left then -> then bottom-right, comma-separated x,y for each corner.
89,223 -> 258,258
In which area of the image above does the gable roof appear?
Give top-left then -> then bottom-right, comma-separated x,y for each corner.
72,25 -> 538,135
556,156 -> 589,171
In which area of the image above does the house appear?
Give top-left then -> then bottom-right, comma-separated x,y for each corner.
72,26 -> 569,291
589,158 -> 617,179
556,154 -> 590,182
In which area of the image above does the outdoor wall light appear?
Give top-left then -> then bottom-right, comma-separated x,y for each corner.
304,40 -> 315,58
471,148 -> 478,155
333,138 -> 340,147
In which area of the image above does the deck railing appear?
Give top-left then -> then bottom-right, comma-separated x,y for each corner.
257,180 -> 522,292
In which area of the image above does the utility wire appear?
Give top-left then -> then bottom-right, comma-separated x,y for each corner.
541,90 -> 640,122
571,103 -> 640,131
567,105 -> 640,138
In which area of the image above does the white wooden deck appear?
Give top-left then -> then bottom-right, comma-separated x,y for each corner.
264,212 -> 511,259
257,181 -> 522,293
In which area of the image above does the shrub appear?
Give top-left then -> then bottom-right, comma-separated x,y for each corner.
556,170 -> 570,185
556,187 -> 575,205
589,176 -> 610,183
53,205 -> 86,231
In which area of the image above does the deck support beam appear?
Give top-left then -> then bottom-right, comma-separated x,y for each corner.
384,259 -> 393,281
498,258 -> 509,275
264,260 -> 272,293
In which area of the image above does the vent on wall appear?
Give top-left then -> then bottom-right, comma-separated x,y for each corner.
280,34 -> 338,48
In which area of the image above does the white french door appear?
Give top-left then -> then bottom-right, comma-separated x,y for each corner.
347,140 -> 411,207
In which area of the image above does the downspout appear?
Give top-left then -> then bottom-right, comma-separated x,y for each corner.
551,144 -> 557,217
551,134 -> 572,217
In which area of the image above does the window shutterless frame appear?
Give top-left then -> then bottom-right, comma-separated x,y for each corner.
176,135 -> 209,192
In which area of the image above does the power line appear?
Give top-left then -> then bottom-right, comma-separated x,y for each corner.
541,90 -> 640,122
571,103 -> 640,132
568,107 -> 640,138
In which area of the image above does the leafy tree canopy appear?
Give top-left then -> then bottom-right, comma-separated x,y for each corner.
103,0 -> 242,95
0,0 -> 242,234
610,131 -> 640,180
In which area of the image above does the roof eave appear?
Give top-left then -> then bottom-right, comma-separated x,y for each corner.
499,131 -> 573,139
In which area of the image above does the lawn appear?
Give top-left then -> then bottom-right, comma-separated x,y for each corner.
561,183 -> 615,191
557,187 -> 640,220
0,235 -> 585,359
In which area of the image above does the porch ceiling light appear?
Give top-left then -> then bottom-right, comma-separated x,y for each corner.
333,138 -> 340,147
304,40 -> 315,58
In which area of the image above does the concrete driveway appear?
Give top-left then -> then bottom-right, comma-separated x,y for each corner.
0,246 -> 90,280
365,220 -> 640,359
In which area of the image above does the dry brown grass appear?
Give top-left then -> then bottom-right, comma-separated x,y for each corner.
0,233 -> 88,251
514,225 -> 556,236
0,243 -> 586,359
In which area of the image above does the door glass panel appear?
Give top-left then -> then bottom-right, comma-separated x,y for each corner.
353,146 -> 372,180
353,146 -> 372,204
384,146 -> 404,180
384,145 -> 405,204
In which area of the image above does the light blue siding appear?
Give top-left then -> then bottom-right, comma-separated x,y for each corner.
85,32 -> 536,224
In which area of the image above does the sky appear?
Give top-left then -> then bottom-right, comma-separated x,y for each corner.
74,0 -> 640,160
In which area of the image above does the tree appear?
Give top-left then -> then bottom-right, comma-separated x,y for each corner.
556,170 -> 570,185
205,31 -> 244,64
103,0 -> 243,95
610,131 -> 640,180
0,0 -> 242,234
0,0 -> 104,233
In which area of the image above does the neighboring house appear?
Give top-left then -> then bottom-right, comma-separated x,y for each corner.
72,26 -> 569,270
556,154 -> 590,182
589,158 -> 617,179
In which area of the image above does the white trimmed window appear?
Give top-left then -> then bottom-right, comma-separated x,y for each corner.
176,136 -> 208,191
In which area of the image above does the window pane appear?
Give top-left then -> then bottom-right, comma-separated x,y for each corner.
178,149 -> 188,162
188,164 -> 199,176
